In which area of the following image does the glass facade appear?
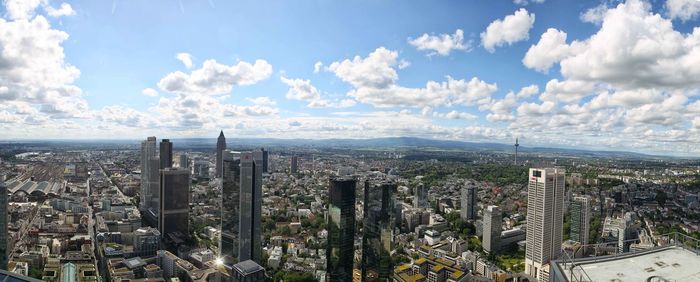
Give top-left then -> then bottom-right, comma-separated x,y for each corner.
362,181 -> 396,282
327,178 -> 356,282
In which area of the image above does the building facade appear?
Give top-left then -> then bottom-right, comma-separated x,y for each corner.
159,168 -> 190,236
483,205 -> 501,254
216,131 -> 226,178
220,150 -> 241,261
362,181 -> 396,281
159,139 -> 172,169
413,183 -> 428,209
327,177 -> 356,282
238,151 -> 263,263
460,182 -> 477,221
140,137 -> 158,213
525,168 -> 565,282
570,196 -> 590,245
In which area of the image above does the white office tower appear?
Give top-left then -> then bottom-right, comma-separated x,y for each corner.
140,137 -> 158,212
483,205 -> 501,254
525,168 -> 565,282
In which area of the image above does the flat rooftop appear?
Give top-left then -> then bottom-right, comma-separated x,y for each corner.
559,246 -> 700,281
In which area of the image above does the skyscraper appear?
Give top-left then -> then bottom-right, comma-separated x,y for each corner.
290,156 -> 298,174
570,196 -> 591,246
483,205 -> 501,254
0,175 -> 7,270
159,168 -> 190,236
231,260 -> 265,282
327,177 -> 356,282
525,168 -> 565,282
179,154 -> 189,169
216,130 -> 226,178
413,183 -> 428,209
160,139 -> 173,169
220,150 -> 241,260
260,148 -> 269,173
238,151 -> 263,264
140,137 -> 158,213
362,181 -> 396,281
460,182 -> 477,221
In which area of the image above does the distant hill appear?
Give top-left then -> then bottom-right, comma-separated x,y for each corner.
0,136 -> 685,159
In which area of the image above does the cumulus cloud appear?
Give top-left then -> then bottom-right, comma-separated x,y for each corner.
313,61 -> 323,73
580,3 -> 608,24
280,76 -> 321,101
176,53 -> 193,69
45,2 -> 75,17
327,47 -> 497,108
523,28 -> 583,73
666,0 -> 700,21
480,8 -> 535,52
408,29 -> 472,56
142,88 -> 158,97
157,59 -> 272,95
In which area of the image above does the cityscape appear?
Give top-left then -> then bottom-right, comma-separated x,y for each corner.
1,0 -> 700,282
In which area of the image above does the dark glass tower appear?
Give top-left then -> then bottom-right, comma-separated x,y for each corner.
260,148 -> 269,173
239,151 -> 263,264
362,181 -> 396,282
216,130 -> 226,178
0,176 -> 7,270
220,150 -> 241,261
290,156 -> 298,174
159,168 -> 190,236
327,177 -> 356,282
159,139 -> 173,169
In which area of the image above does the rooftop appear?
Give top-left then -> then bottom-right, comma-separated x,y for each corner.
555,246 -> 700,282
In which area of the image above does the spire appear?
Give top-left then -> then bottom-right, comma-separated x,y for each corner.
219,130 -> 225,138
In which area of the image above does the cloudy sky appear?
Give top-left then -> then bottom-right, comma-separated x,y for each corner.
1,0 -> 700,156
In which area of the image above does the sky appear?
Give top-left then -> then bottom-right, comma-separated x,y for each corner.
1,0 -> 700,156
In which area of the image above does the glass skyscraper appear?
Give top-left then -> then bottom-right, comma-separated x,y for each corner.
327,177 -> 356,282
362,180 -> 396,282
220,150 -> 241,261
238,151 -> 263,264
159,168 -> 190,236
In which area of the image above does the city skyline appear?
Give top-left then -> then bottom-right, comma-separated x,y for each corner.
1,0 -> 700,156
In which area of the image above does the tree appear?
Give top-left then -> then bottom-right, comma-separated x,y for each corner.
656,190 -> 668,208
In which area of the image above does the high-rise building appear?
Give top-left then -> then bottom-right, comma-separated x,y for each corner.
260,148 -> 269,173
216,130 -> 226,178
290,156 -> 298,174
461,182 -> 477,221
231,260 -> 264,282
132,227 -> 161,257
483,205 -> 502,254
179,154 -> 189,169
159,139 -> 173,169
362,181 -> 396,281
220,150 -> 241,261
0,175 -> 7,270
525,168 -> 565,282
570,196 -> 590,245
238,151 -> 263,263
327,177 -> 356,282
413,183 -> 428,209
140,137 -> 158,212
159,168 -> 190,236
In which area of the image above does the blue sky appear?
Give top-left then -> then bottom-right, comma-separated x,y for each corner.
1,0 -> 700,156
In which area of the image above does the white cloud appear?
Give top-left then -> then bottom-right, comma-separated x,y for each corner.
313,61 -> 323,73
307,99 -> 356,109
246,96 -> 276,106
517,101 -> 555,116
398,59 -> 411,69
481,8 -> 536,53
666,0 -> 700,21
280,76 -> 321,101
523,28 -> 583,73
443,110 -> 478,120
517,84 -> 539,98
408,29 -> 471,56
327,47 -> 398,89
3,0 -> 44,20
45,2 -> 75,17
580,3 -> 608,24
142,88 -> 158,97
176,53 -> 193,69
157,59 -> 272,96
693,116 -> 700,129
558,0 -> 700,90
514,0 -> 545,5
539,79 -> 596,103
